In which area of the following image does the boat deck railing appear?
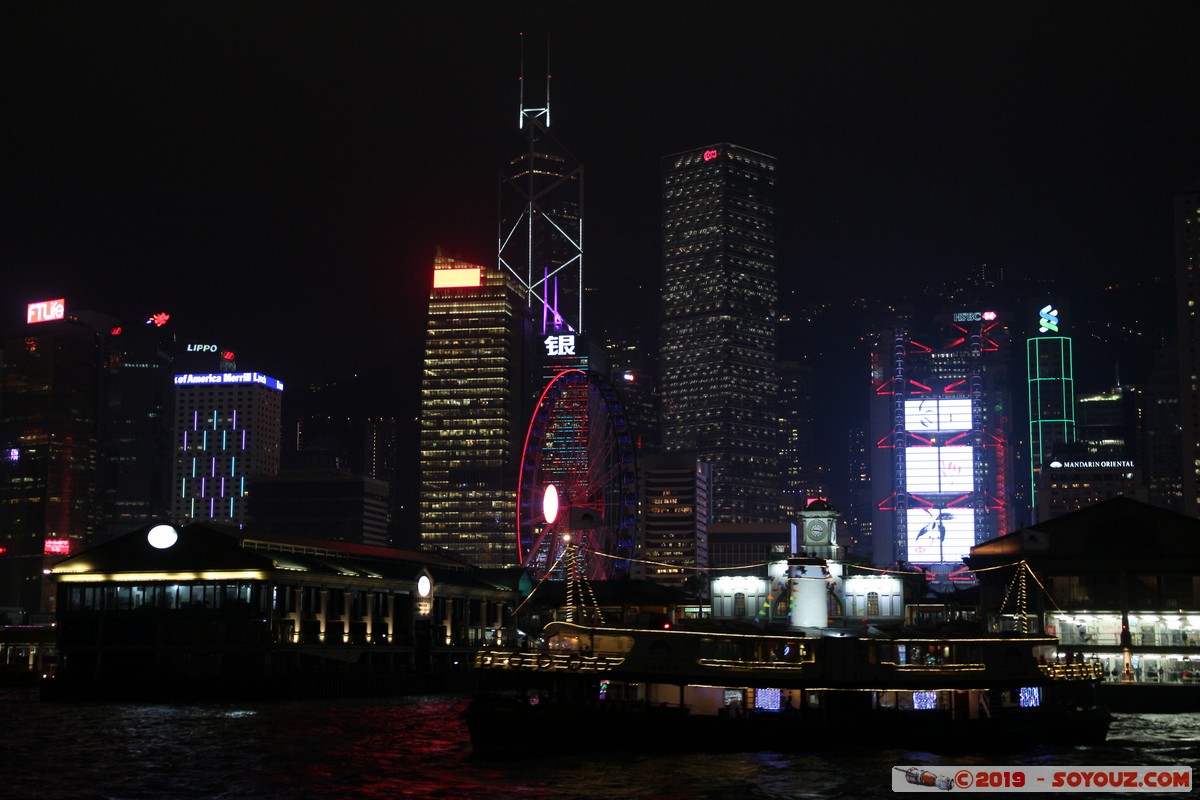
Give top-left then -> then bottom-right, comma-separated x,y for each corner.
695,657 -> 813,672
1039,661 -> 1105,680
890,662 -> 987,673
474,649 -> 626,672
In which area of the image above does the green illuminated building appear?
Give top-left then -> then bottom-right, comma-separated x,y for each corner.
1027,302 -> 1076,516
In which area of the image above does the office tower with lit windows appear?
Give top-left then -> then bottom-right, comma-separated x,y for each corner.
1176,182 -> 1200,517
418,251 -> 529,568
777,359 -> 827,520
1144,347 -> 1184,511
1027,301 -> 1076,515
635,454 -> 709,589
0,302 -> 110,616
169,371 -> 283,527
660,143 -> 778,524
97,314 -> 179,543
869,310 -> 1015,586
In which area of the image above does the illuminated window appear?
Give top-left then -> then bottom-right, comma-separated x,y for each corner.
867,592 -> 880,616
913,691 -> 938,710
754,687 -> 782,711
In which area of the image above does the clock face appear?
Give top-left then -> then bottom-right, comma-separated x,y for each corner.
808,521 -> 828,542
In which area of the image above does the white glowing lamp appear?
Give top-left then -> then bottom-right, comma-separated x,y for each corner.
543,483 -> 559,525
147,524 -> 178,549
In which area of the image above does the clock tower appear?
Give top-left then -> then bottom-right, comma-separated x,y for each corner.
798,499 -> 842,560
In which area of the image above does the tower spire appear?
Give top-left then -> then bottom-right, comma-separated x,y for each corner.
518,32 -> 551,130
501,31 -> 583,336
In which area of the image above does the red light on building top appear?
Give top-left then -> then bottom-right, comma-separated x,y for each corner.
703,149 -> 719,162
982,311 -> 997,321
147,312 -> 170,327
44,538 -> 71,556
221,351 -> 236,361
110,326 -> 122,336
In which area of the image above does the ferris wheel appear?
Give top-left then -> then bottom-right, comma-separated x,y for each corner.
517,368 -> 638,580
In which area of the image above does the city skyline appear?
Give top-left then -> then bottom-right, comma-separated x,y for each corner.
4,4 -> 1199,388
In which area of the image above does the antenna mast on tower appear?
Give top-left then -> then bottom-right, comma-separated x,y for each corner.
500,32 -> 584,337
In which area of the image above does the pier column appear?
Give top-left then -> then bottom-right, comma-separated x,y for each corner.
365,591 -> 375,642
291,586 -> 303,642
318,588 -> 329,642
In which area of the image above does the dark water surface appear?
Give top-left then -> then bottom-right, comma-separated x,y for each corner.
2,689 -> 1196,799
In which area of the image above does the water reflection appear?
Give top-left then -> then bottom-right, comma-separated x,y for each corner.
1,690 -> 1195,800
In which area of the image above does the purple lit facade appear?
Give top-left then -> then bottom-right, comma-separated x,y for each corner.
170,372 -> 282,527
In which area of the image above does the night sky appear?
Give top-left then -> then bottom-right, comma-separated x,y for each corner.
4,3 -> 1200,388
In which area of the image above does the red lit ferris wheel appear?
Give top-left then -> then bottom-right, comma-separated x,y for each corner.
517,369 -> 638,580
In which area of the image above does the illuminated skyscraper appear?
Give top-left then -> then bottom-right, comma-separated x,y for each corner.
1027,301 -> 1075,515
418,251 -> 529,567
169,371 -> 283,527
0,301 -> 109,616
1176,183 -> 1200,516
498,37 -> 584,361
870,310 -> 1015,585
97,315 -> 177,542
635,454 -> 709,589
660,144 -> 778,523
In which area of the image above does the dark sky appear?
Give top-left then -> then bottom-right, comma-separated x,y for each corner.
4,3 -> 1200,387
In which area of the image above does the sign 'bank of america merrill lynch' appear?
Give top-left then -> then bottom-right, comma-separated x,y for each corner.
173,372 -> 283,391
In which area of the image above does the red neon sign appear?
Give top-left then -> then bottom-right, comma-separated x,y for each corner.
147,312 -> 170,327
27,299 -> 65,324
44,538 -> 71,556
221,351 -> 236,361
703,149 -> 719,162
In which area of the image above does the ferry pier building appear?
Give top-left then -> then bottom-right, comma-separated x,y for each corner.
46,522 -> 519,699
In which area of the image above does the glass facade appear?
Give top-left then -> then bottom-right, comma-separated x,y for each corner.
0,320 -> 106,614
636,455 -> 709,588
170,376 -> 282,526
418,253 -> 527,568
870,316 -> 1014,581
660,144 -> 778,523
1176,186 -> 1200,516
499,116 -> 583,338
1027,334 -> 1076,512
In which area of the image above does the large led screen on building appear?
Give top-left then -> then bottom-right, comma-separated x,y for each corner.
904,398 -> 972,432
906,509 -> 975,564
905,446 -> 974,493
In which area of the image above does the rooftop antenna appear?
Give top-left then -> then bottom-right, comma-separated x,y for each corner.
518,31 -> 551,130
501,31 -> 583,337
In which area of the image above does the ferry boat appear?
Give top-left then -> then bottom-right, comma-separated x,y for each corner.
466,619 -> 1111,755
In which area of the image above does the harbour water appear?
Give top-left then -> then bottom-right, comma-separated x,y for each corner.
2,688 -> 1196,799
